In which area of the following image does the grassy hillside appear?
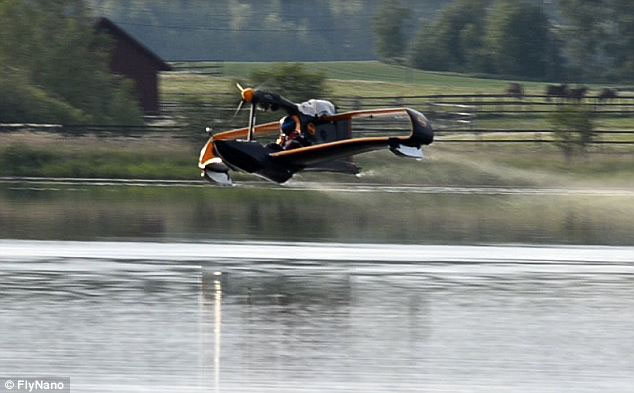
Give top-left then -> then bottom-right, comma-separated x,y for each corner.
164,60 -> 632,103
221,61 -> 539,92
165,61 -> 554,97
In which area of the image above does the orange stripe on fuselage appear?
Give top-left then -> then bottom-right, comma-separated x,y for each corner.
269,136 -> 408,158
198,121 -> 280,168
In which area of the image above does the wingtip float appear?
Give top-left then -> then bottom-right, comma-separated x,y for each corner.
198,87 -> 433,186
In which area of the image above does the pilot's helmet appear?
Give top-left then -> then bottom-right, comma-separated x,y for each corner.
280,116 -> 296,135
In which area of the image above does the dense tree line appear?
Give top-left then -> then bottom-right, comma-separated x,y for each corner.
558,0 -> 634,81
86,0 -> 448,62
0,0 -> 143,124
378,0 -> 633,82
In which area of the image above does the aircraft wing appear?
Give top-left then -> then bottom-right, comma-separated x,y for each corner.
321,108 -> 414,122
270,136 -> 397,166
270,107 -> 433,167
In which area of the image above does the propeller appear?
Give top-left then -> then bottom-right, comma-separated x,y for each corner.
232,83 -> 258,141
231,82 -> 256,120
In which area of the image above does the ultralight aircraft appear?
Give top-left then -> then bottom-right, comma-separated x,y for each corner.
198,85 -> 434,185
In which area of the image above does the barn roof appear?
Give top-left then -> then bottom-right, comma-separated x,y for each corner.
95,17 -> 171,71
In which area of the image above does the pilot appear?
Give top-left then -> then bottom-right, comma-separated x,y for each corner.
276,115 -> 310,150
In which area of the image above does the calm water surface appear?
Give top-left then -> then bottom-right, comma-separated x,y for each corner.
0,182 -> 633,392
1,242 -> 633,392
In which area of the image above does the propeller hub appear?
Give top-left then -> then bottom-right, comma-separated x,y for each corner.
242,88 -> 255,103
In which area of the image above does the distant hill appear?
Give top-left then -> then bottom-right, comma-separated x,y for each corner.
87,0 -> 451,61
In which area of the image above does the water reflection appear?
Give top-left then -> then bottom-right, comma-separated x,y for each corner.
213,273 -> 222,393
1,183 -> 633,245
195,256 -> 633,392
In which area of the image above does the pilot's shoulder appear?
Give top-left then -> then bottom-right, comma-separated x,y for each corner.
298,99 -> 336,117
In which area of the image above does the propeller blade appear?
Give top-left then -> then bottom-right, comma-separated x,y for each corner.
247,102 -> 256,141
232,100 -> 245,119
255,77 -> 272,91
236,82 -> 244,92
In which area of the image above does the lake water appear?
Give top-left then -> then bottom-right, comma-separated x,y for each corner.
0,181 -> 633,392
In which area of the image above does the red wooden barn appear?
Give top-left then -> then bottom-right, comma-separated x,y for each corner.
95,17 -> 171,114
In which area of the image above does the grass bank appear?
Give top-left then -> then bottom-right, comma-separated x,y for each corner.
1,132 -> 633,188
0,133 -> 197,180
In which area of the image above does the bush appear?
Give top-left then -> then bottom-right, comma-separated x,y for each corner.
548,104 -> 595,162
0,70 -> 88,124
0,144 -> 57,175
248,63 -> 328,102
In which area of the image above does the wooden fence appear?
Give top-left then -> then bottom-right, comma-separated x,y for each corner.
3,93 -> 633,144
161,92 -> 634,119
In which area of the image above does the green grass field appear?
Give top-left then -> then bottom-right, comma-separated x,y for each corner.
165,61 -> 549,98
162,61 -> 633,131
210,61 -> 548,94
169,61 -> 624,97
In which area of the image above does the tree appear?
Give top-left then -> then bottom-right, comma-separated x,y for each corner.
559,0 -> 634,81
484,1 -> 559,78
548,104 -> 596,162
0,0 -> 143,124
408,21 -> 451,71
408,0 -> 491,73
373,1 -> 409,62
558,0 -> 609,80
0,69 -> 88,124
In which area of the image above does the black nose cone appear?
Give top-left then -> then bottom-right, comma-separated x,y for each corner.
214,140 -> 270,173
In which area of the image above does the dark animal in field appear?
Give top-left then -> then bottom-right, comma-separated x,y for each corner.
568,86 -> 588,101
597,88 -> 618,102
545,84 -> 569,101
505,83 -> 524,99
